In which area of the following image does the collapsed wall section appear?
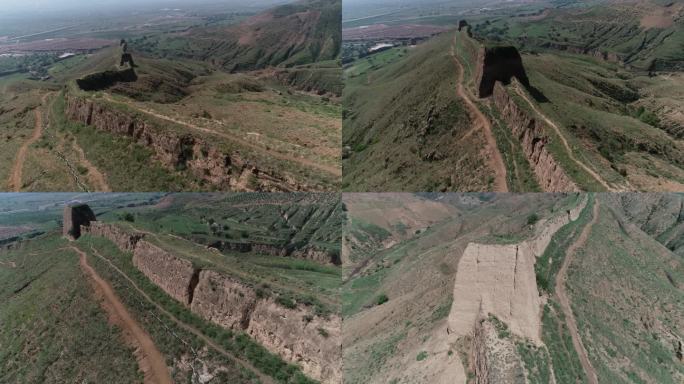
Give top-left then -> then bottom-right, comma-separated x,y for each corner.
492,81 -> 578,192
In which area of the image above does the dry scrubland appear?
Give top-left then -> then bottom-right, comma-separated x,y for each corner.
343,192 -> 683,384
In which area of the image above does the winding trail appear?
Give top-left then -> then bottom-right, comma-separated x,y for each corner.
101,94 -> 341,178
7,93 -> 50,191
555,198 -> 600,384
72,246 -> 173,384
512,84 -> 616,192
71,139 -> 111,191
83,244 -> 276,384
451,35 -> 508,192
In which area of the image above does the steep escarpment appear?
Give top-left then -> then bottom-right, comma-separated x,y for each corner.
475,46 -> 530,98
64,95 -> 305,192
63,204 -> 96,240
85,224 -> 341,383
492,82 -> 578,192
191,270 -> 341,383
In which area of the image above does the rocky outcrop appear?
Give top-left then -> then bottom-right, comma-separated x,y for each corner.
63,204 -> 96,240
492,81 -> 578,192
190,270 -> 258,329
448,196 -> 587,343
82,222 -> 144,251
475,46 -> 530,98
64,96 -> 308,192
132,240 -> 199,305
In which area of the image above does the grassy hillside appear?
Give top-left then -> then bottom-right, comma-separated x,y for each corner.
0,234 -> 142,383
343,33 -> 498,192
471,0 -> 684,71
130,0 -> 341,72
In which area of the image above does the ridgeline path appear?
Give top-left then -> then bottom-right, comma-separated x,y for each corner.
512,84 -> 618,192
555,198 -> 600,384
451,35 -> 508,192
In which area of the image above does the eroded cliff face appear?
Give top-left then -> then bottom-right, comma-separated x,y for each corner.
475,46 -> 530,98
492,82 -> 579,192
82,222 -> 144,252
86,224 -> 341,383
190,270 -> 341,383
132,240 -> 199,305
247,298 -> 341,384
471,318 -> 526,384
64,96 -> 307,192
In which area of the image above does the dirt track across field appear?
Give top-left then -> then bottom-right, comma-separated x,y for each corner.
85,244 -> 276,384
7,93 -> 50,191
73,246 -> 173,384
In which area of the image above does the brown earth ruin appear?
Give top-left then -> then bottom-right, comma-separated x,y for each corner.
63,203 -> 96,240
475,45 -> 530,98
64,96 -> 305,192
79,222 -> 341,383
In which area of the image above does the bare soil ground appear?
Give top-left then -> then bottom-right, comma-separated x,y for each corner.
73,246 -> 173,384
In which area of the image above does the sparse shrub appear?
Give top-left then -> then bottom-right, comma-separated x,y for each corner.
376,294 -> 389,306
416,351 -> 428,361
276,295 -> 296,309
527,213 -> 539,226
317,328 -> 329,338
121,212 -> 135,222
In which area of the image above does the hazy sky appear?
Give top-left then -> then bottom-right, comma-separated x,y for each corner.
0,0 -> 286,14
